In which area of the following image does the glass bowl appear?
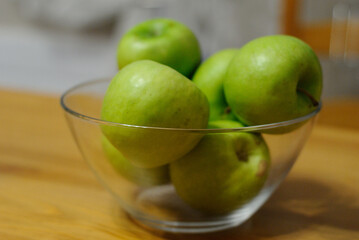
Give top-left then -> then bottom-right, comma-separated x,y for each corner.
60,78 -> 321,234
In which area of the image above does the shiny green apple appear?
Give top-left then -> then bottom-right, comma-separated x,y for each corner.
102,136 -> 169,187
224,35 -> 322,127
170,120 -> 270,214
117,18 -> 201,78
192,49 -> 240,121
101,60 -> 209,168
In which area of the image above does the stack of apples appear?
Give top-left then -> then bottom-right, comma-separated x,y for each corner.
101,18 -> 322,214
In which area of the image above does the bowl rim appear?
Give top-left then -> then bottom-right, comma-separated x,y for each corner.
60,78 -> 322,133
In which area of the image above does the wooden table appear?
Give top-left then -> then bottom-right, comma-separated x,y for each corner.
0,90 -> 358,240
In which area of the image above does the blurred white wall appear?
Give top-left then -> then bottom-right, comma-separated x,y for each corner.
0,0 -> 358,98
0,0 -> 121,94
0,0 -> 281,94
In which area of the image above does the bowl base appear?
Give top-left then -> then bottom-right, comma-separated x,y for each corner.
129,213 -> 249,234
126,185 -> 275,234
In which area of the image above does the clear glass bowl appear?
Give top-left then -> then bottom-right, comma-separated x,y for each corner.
60,78 -> 321,234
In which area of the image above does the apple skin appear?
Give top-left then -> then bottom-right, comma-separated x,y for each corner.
170,120 -> 270,215
101,136 -> 169,187
101,60 -> 209,168
224,35 -> 322,127
117,18 -> 201,78
192,49 -> 240,121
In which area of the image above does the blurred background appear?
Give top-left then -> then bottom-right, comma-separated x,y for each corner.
0,0 -> 358,98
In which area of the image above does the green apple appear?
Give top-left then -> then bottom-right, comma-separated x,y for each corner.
117,18 -> 201,78
192,49 -> 240,121
101,60 -> 209,168
102,136 -> 169,187
170,120 -> 270,214
224,35 -> 322,127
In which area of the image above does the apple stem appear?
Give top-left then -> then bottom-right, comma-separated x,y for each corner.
225,106 -> 232,114
236,150 -> 248,162
297,88 -> 319,107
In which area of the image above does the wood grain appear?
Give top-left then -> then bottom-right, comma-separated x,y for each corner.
0,89 -> 358,239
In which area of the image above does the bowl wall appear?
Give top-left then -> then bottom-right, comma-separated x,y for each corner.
61,79 -> 319,233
